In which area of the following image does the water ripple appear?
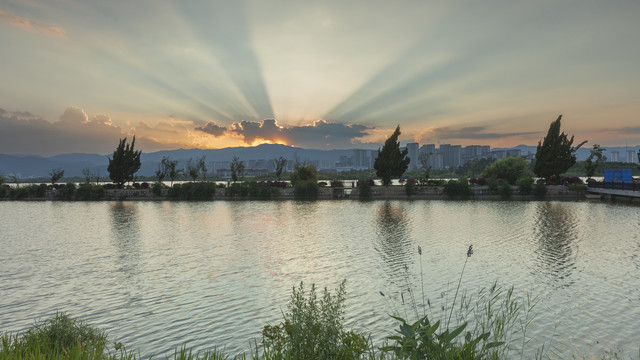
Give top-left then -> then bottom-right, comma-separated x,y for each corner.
1,200 -> 639,358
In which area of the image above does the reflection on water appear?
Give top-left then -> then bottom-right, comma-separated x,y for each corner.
109,202 -> 142,298
533,202 -> 578,287
374,202 -> 413,284
1,200 -> 639,358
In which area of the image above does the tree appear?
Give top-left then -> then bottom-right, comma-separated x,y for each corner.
533,115 -> 586,184
481,156 -> 531,185
163,157 -> 181,186
186,158 -> 201,182
49,168 -> 64,186
82,168 -> 93,184
107,136 -> 142,187
275,156 -> 287,181
230,156 -> 245,182
583,144 -> 606,180
374,125 -> 410,186
418,152 -> 431,185
0,174 -> 5,186
198,156 -> 207,181
9,173 -> 20,187
291,163 -> 319,200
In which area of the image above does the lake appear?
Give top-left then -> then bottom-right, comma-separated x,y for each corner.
1,200 -> 639,358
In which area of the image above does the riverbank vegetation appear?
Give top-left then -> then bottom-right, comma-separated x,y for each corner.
1,245 -> 552,360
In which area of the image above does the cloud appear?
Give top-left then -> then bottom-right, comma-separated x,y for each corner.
225,118 -> 375,148
0,9 -> 66,38
0,107 -> 125,155
422,126 -> 538,143
59,106 -> 88,124
194,121 -> 228,137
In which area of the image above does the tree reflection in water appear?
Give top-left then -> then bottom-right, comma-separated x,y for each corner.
110,202 -> 142,282
374,201 -> 414,286
533,202 -> 578,288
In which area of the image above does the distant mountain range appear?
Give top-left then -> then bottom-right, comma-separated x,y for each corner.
1,143 -> 638,179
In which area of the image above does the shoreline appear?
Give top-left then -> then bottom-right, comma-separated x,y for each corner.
0,185 -> 607,202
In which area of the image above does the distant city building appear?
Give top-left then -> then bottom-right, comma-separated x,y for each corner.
406,143 -> 419,170
506,149 -> 522,157
611,151 -> 619,162
627,150 -> 636,163
489,150 -> 506,160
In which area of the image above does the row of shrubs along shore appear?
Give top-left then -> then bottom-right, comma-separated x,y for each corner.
0,178 -> 591,201
0,177 -> 590,202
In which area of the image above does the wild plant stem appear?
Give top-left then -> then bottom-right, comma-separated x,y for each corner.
419,254 -> 425,318
447,256 -> 468,328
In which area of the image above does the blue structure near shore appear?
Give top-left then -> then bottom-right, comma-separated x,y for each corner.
604,169 -> 633,184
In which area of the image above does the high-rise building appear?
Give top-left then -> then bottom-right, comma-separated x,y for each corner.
627,150 -> 636,163
406,143 -> 419,170
353,149 -> 369,168
611,151 -> 619,162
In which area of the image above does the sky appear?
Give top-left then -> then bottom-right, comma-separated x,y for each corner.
1,0 -> 639,156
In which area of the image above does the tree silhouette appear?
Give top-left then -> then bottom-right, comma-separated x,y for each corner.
374,125 -> 410,186
533,115 -> 586,184
107,136 -> 142,187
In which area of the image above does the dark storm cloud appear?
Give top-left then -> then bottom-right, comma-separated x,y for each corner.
0,107 -> 125,155
194,121 -> 228,137
225,119 -> 374,148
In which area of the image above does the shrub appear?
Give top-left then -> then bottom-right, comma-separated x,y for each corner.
0,184 -> 8,198
357,178 -> 372,200
294,181 -> 319,200
517,176 -> 534,196
225,182 -> 249,197
482,157 -> 531,185
5,312 -> 108,357
533,179 -> 547,199
169,182 -> 217,200
318,181 -> 328,187
76,184 -> 105,200
487,178 -> 500,195
443,178 -> 473,199
58,183 -> 76,200
249,181 -> 280,199
151,182 -> 164,196
9,187 -> 29,199
261,281 -> 369,359
500,183 -> 513,199
291,164 -> 318,200
405,178 -> 417,196
560,176 -> 583,185
470,177 -> 488,186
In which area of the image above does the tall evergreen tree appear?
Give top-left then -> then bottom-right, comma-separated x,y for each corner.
107,136 -> 142,186
533,115 -> 586,184
374,125 -> 410,186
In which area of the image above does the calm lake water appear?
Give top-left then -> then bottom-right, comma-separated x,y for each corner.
1,200 -> 639,358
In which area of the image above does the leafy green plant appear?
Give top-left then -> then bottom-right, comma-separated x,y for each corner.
76,183 -> 105,200
443,178 -> 473,199
291,164 -> 319,200
261,280 -> 370,359
380,245 -> 545,360
533,179 -> 547,199
151,182 -> 164,196
517,176 -> 534,196
500,184 -> 513,200
58,183 -> 76,200
358,179 -> 373,200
